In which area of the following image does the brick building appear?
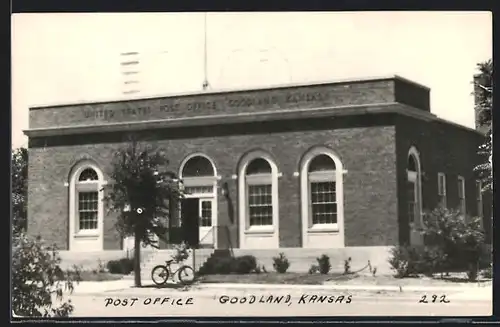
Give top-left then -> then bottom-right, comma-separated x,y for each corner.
24,75 -> 491,271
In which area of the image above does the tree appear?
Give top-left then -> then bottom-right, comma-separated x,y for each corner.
12,232 -> 79,317
103,139 -> 183,287
473,59 -> 493,192
12,147 -> 28,235
422,207 -> 488,281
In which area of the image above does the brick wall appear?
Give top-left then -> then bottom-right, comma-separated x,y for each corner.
27,114 -> 399,249
395,115 -> 492,244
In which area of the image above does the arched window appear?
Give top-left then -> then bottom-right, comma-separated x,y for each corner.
238,150 -> 280,248
76,168 -> 100,231
300,146 -> 345,248
246,158 -> 273,227
179,154 -> 218,231
407,146 -> 423,227
68,161 -> 105,251
308,154 -> 338,225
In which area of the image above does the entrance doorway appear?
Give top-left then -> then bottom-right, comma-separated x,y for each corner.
179,154 -> 219,248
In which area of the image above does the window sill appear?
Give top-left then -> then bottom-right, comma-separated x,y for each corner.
74,231 -> 100,238
245,226 -> 274,235
307,224 -> 339,233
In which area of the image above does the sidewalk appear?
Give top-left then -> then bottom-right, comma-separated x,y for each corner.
197,282 -> 492,293
70,278 -> 492,297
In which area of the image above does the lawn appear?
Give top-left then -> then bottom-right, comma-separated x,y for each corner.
67,270 -> 126,282
198,272 -> 353,285
198,272 -> 492,287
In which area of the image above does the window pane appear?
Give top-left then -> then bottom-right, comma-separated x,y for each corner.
408,155 -> 417,172
309,154 -> 336,173
200,201 -> 212,227
78,192 -> 98,230
78,168 -> 98,182
310,181 -> 337,224
182,156 -> 215,177
184,186 -> 214,195
248,184 -> 273,226
407,182 -> 416,223
246,158 -> 272,175
438,174 -> 446,195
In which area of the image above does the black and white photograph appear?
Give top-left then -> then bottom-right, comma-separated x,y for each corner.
11,11 -> 493,318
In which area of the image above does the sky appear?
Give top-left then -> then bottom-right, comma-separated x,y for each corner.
11,12 -> 492,149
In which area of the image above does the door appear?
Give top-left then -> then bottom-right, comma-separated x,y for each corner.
199,199 -> 215,246
181,198 -> 200,248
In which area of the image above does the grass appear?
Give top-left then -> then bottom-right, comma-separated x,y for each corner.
198,272 -> 353,285
67,270 -> 126,282
197,271 -> 492,286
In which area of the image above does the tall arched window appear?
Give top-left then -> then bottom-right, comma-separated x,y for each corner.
68,161 -> 105,251
179,154 -> 218,246
246,158 -> 273,227
238,151 -> 279,248
407,146 -> 423,228
300,146 -> 345,248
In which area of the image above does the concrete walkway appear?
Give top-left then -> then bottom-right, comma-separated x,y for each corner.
197,282 -> 492,293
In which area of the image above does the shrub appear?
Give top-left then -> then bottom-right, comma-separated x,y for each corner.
12,233 -> 79,317
172,242 -> 190,263
273,252 -> 290,273
481,264 -> 493,279
316,255 -> 331,274
308,264 -> 320,274
388,246 -> 421,278
199,255 -> 258,275
344,257 -> 352,275
232,255 -> 257,274
107,258 -> 134,275
212,257 -> 234,274
422,208 -> 487,281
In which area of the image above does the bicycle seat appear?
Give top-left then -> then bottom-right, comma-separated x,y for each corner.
166,259 -> 174,264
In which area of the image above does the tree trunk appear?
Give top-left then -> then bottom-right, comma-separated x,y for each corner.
134,230 -> 142,287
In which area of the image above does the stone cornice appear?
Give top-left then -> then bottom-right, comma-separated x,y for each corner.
24,102 -> 478,138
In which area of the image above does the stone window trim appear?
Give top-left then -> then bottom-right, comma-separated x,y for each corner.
68,161 -> 105,249
407,146 -> 423,229
300,146 -> 345,236
457,175 -> 466,215
238,151 -> 280,238
438,172 -> 447,208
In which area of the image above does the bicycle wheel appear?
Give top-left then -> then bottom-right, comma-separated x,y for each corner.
151,265 -> 169,286
178,266 -> 195,285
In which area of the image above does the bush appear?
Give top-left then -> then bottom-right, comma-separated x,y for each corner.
388,245 -> 424,278
107,258 -> 134,275
12,233 -> 79,317
273,252 -> 290,273
316,255 -> 331,274
198,255 -> 258,275
308,264 -> 320,274
343,257 -> 352,275
422,207 -> 487,281
172,242 -> 190,263
232,255 -> 257,274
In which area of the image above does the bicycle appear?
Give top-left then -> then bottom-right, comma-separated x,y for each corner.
151,259 -> 196,286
